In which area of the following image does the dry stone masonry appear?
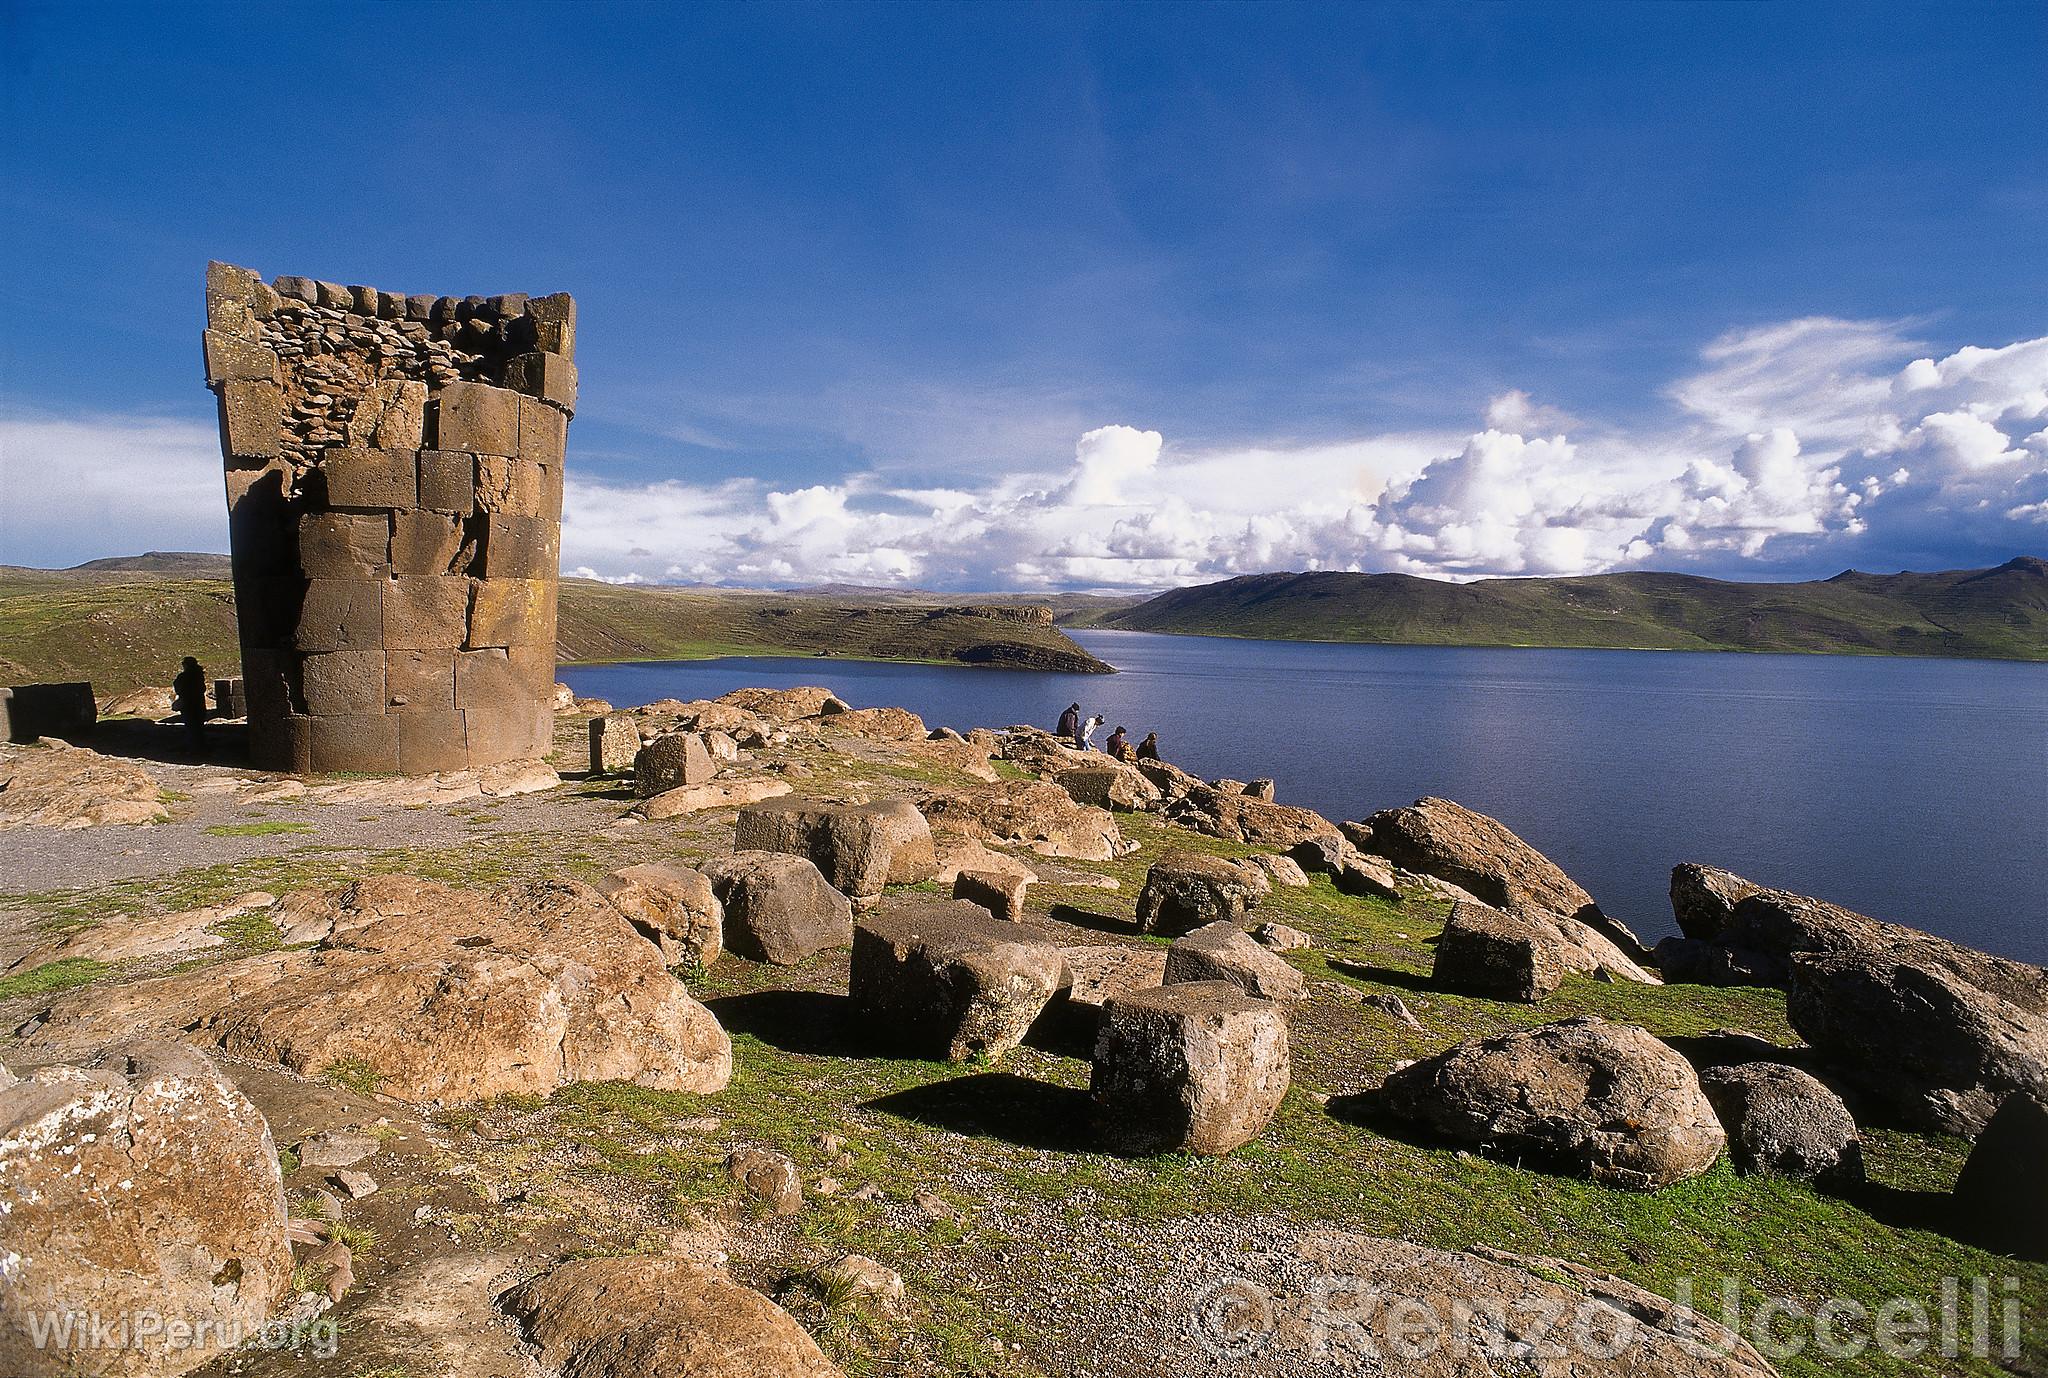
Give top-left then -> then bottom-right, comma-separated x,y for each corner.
201,262 -> 576,774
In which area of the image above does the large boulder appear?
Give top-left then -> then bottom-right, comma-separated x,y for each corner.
817,705 -> 925,741
0,1041 -> 294,1377
1163,921 -> 1306,1003
1951,1092 -> 2048,1261
919,780 -> 1122,860
1055,761 -> 1162,813
698,852 -> 854,966
633,731 -> 715,797
1670,862 -> 1766,938
1134,852 -> 1266,936
1378,1016 -> 1725,1190
850,900 -> 1069,1062
596,863 -> 722,968
501,1255 -> 842,1377
1698,1062 -> 1863,1186
0,742 -> 168,829
1431,899 -> 1565,1002
734,798 -> 937,900
19,878 -> 734,1102
1787,949 -> 2048,1134
1165,783 -> 1341,850
1357,797 -> 1653,966
1091,981 -> 1290,1155
1288,835 -> 1401,900
1653,935 -> 1787,988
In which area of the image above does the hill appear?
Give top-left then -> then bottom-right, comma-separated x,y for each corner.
1098,558 -> 2048,661
0,571 -> 1112,694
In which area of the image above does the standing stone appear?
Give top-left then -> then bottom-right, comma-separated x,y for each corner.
634,731 -> 715,796
698,851 -> 854,965
952,867 -> 1032,924
849,899 -> 1070,1062
588,712 -> 641,776
1091,981 -> 1290,1155
1164,921 -> 1307,1003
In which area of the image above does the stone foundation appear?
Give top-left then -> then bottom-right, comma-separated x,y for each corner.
202,263 -> 575,774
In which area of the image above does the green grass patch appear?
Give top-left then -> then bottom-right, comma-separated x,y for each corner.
319,1058 -> 384,1096
0,956 -> 111,1000
204,820 -> 315,837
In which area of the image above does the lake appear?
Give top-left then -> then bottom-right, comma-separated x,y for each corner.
563,630 -> 2048,963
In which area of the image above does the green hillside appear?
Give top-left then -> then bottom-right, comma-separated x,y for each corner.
1098,558 -> 2048,661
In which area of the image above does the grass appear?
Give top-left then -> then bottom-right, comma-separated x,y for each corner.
0,956 -> 110,1000
205,820 -> 315,837
319,1058 -> 385,1096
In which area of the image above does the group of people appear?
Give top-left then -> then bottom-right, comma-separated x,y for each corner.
1056,703 -> 1157,762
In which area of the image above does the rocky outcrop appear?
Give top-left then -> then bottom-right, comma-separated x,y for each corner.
849,900 -> 1070,1062
1163,921 -> 1306,1003
1356,797 -> 1654,970
1670,862 -> 1766,939
1652,936 -> 1787,987
1134,852 -> 1267,936
1378,1016 -> 1725,1190
1951,1092 -> 2048,1260
19,877 -> 733,1101
1288,835 -> 1401,900
0,742 -> 167,829
698,852 -> 854,966
734,798 -> 937,900
1092,981 -> 1290,1155
501,1255 -> 842,1378
0,1041 -> 294,1377
1166,783 -> 1340,850
1431,899 -> 1564,1002
596,863 -> 722,968
817,706 -> 925,741
715,685 -> 845,722
1698,1062 -> 1863,1186
919,780 -> 1122,860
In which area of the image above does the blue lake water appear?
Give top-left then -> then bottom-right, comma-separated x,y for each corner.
564,630 -> 2048,963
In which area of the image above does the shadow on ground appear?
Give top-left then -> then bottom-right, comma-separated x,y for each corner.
1047,902 -> 1138,937
73,717 -> 252,770
865,1071 -> 1097,1153
702,989 -> 872,1058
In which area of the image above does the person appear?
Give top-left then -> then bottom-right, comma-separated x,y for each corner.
1056,703 -> 1080,741
1105,726 -> 1128,758
1136,732 -> 1159,761
173,656 -> 209,750
1078,714 -> 1104,751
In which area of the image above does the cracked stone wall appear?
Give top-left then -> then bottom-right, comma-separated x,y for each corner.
202,262 -> 576,774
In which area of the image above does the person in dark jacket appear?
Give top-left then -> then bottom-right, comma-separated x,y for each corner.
1105,726 -> 1129,759
1135,732 -> 1159,761
173,657 -> 209,750
1056,703 -> 1081,740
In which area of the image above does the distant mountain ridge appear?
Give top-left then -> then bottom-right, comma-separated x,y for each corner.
1096,558 -> 2048,661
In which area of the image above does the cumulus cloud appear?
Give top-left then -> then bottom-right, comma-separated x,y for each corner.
0,412 -> 225,567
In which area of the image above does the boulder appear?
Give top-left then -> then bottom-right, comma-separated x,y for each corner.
1133,852 -> 1265,937
1059,944 -> 1168,1010
500,1255 -> 842,1377
817,706 -> 925,740
1670,862 -> 1766,938
1378,1016 -> 1725,1190
1244,853 -> 1310,888
1653,935 -> 1787,987
1164,921 -> 1306,1002
1431,899 -> 1565,1002
919,780 -> 1122,860
733,797 -> 937,900
19,877 -> 734,1101
848,899 -> 1070,1062
1134,756 -> 1203,801
0,1041 -> 294,1377
1358,797 -> 1653,965
587,712 -> 640,775
596,862 -> 723,967
1166,784 -> 1341,850
1951,1092 -> 2048,1260
1055,762 -> 1162,813
0,742 -> 168,829
1787,949 -> 2048,1134
1698,1062 -> 1862,1186
725,1147 -> 804,1215
952,867 -> 1032,924
1091,980 -> 1290,1155
633,731 -> 715,796
1251,921 -> 1312,951
1288,835 -> 1402,900
698,852 -> 853,966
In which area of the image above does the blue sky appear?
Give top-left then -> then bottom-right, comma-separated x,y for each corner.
3,1 -> 2044,588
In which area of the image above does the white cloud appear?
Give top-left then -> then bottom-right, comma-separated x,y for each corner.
0,412 -> 226,566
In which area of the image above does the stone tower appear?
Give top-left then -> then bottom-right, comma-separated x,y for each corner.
202,263 -> 575,773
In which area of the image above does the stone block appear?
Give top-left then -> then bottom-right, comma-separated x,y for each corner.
390,511 -> 463,576
503,352 -> 577,414
370,381 -> 428,451
406,294 -> 435,321
697,852 -> 853,965
508,640 -> 557,694
212,678 -> 246,717
314,281 -> 353,309
517,396 -> 567,467
589,713 -> 641,774
224,465 -> 296,576
476,456 -> 546,516
467,577 -> 546,648
248,711 -> 313,773
2,682 -> 96,742
349,285 -> 380,316
298,513 -> 389,578
239,649 -> 293,721
1164,921 -> 1307,1003
597,862 -> 722,968
462,702 -> 552,763
319,448 -> 417,510
733,798 -> 938,900
309,712 -> 400,774
394,709 -> 470,774
203,329 -> 279,384
296,579 -> 384,653
300,650 -> 386,717
205,260 -> 261,312
381,576 -> 469,651
417,451 -> 476,515
385,649 -> 455,710
952,868 -> 1031,925
217,380 -> 283,459
1091,981 -> 1290,1156
478,514 -> 559,580
273,275 -> 317,304
432,381 -> 521,455
633,731 -> 715,796
1431,900 -> 1564,1003
455,648 -> 523,708
526,293 -> 576,358
232,575 -> 304,649
849,900 -> 1070,1062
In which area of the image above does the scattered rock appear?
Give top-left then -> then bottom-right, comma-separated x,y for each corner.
0,1041 -> 294,1378
1699,1062 -> 1863,1186
698,851 -> 854,965
912,1189 -> 958,1222
587,712 -> 641,775
734,797 -> 937,900
1092,980 -> 1290,1156
1377,1016 -> 1725,1190
1951,1091 -> 2048,1261
1244,853 -> 1310,888
919,780 -> 1122,860
1288,835 -> 1402,900
1133,851 -> 1265,936
1361,991 -> 1425,1031
1058,944 -> 1169,1009
1431,899 -> 1565,1002
850,899 -> 1070,1061
1164,921 -> 1306,1002
716,685 -> 845,722
1166,783 -> 1340,850
296,1127 -> 382,1168
636,778 -> 792,819
820,1254 -> 905,1305
819,705 -> 926,740
952,866 -> 1032,924
596,862 -> 723,967
0,742 -> 168,829
1250,920 -> 1312,950
333,1167 -> 379,1199
726,1147 -> 804,1214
